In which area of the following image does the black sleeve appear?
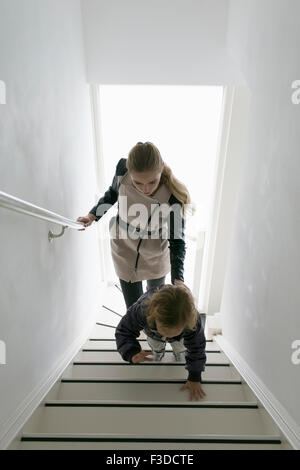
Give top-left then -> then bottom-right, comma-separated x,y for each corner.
115,297 -> 148,363
183,314 -> 206,382
167,194 -> 186,284
89,158 -> 127,221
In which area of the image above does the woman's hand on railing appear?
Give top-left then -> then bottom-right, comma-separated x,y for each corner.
76,213 -> 96,231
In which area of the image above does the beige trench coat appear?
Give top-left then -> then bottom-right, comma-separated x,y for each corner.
109,172 -> 172,282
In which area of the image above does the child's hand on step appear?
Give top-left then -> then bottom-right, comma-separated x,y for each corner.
180,381 -> 206,401
131,350 -> 154,363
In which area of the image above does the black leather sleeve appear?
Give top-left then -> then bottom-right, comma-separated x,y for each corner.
89,158 -> 127,221
168,194 -> 186,284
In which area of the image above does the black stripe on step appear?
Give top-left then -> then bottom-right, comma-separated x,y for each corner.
61,379 -> 242,385
82,349 -> 221,353
73,362 -> 229,367
102,305 -> 123,318
44,403 -> 258,409
21,437 -> 281,444
88,338 -> 214,342
89,338 -> 140,341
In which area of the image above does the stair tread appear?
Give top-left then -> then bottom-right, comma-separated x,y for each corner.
18,439 -> 283,450
63,364 -> 240,381
22,407 -> 280,436
56,382 -> 253,402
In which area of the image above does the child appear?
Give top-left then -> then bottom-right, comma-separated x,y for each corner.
115,284 -> 207,401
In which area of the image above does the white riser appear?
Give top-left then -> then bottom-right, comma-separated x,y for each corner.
84,339 -> 220,352
22,407 -> 279,436
56,382 -> 251,403
63,364 -> 241,381
73,351 -> 229,365
18,439 -> 282,450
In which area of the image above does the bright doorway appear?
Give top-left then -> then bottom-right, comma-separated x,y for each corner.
92,85 -> 224,311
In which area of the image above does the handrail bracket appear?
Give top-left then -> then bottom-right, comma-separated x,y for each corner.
48,226 -> 68,242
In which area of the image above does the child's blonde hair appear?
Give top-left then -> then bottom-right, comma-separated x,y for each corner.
145,285 -> 197,331
127,142 -> 192,215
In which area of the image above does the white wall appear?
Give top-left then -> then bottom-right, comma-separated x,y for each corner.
221,0 -> 300,438
81,0 -> 242,84
0,0 -> 101,447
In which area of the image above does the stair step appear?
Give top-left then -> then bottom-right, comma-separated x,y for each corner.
44,400 -> 258,409
84,339 -> 221,352
21,406 -> 280,437
18,438 -> 283,450
73,350 -> 229,365
63,364 -> 240,381
56,382 -> 253,403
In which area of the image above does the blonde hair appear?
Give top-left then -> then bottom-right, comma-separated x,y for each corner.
127,142 -> 193,215
145,285 -> 197,331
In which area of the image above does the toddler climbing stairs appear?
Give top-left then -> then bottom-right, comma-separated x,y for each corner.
12,285 -> 287,450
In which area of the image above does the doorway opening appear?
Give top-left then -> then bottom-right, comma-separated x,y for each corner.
92,85 -> 224,311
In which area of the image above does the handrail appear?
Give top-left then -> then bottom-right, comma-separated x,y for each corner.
0,190 -> 84,241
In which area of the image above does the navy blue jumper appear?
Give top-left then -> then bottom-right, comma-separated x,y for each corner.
115,286 -> 206,383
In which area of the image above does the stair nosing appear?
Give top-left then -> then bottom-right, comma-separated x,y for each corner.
89,338 -> 214,342
20,433 -> 282,444
61,378 -> 242,384
72,362 -> 230,367
44,400 -> 258,409
81,349 -> 221,353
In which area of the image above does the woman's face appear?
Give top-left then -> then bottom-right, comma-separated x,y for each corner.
130,170 -> 162,196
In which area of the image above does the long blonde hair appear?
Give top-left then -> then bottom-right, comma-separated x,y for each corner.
127,142 -> 192,215
145,285 -> 197,331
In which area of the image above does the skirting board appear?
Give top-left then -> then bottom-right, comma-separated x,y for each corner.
215,335 -> 300,450
0,318 -> 100,450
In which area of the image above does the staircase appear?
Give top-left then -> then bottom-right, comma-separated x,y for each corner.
12,285 -> 286,450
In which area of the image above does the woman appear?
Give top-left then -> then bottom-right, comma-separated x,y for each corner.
77,142 -> 191,308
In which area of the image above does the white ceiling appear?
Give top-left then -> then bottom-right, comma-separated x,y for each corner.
81,0 -> 244,84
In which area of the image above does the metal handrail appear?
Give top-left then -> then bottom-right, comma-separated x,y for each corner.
0,190 -> 84,241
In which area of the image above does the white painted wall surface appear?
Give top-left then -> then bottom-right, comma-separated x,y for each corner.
0,0 -> 101,446
221,0 -> 300,434
81,0 -> 242,84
